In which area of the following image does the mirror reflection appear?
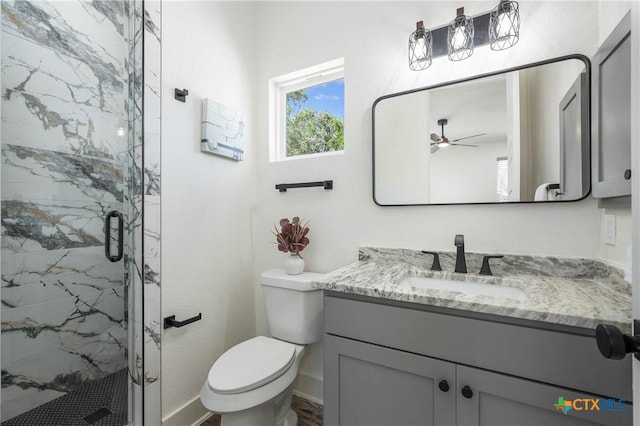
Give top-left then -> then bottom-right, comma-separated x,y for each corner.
373,56 -> 590,205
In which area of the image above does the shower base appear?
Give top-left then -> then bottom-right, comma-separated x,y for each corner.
2,369 -> 127,426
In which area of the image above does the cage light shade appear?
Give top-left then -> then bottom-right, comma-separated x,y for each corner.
489,0 -> 520,50
409,21 -> 432,71
447,9 -> 474,61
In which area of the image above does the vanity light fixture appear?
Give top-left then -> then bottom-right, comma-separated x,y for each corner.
489,0 -> 520,50
409,21 -> 433,71
408,1 -> 520,70
448,7 -> 474,61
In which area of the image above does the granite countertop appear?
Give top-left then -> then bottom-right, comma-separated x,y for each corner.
313,247 -> 632,334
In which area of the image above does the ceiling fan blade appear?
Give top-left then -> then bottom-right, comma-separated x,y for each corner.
430,145 -> 440,154
451,143 -> 479,147
430,133 -> 441,142
451,133 -> 486,142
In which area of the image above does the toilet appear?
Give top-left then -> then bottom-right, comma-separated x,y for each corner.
200,269 -> 324,426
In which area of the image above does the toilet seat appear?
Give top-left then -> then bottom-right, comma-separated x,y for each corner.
201,341 -> 305,415
208,336 -> 296,395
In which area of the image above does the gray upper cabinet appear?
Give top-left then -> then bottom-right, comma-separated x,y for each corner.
592,12 -> 631,198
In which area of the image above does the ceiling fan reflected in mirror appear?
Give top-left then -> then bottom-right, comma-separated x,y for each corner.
430,118 -> 486,153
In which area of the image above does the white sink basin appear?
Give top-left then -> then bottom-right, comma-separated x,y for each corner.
399,276 -> 529,302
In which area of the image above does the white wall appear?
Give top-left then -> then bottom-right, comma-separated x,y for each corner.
374,93 -> 431,204
252,1 -> 629,403
430,140 -> 507,203
161,2 -> 257,423
520,59 -> 586,197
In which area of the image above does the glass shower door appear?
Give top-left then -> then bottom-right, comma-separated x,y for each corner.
1,0 -> 142,424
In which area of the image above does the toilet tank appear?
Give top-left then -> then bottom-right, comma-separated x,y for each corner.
261,269 -> 325,344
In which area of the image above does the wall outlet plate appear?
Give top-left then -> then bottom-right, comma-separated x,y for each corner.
604,213 -> 617,246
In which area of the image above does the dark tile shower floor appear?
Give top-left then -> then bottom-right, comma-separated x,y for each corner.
2,369 -> 127,426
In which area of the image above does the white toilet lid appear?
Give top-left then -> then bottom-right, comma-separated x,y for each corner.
208,336 -> 296,395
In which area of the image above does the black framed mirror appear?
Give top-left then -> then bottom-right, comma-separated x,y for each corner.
372,54 -> 590,206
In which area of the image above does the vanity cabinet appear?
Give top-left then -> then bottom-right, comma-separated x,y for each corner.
325,335 -> 455,426
455,365 -> 628,426
592,12 -> 631,198
323,293 -> 632,426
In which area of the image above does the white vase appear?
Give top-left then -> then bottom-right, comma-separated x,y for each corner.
284,254 -> 305,275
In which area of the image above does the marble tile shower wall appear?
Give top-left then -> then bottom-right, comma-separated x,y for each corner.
142,1 -> 162,424
0,0 -> 136,421
128,1 -> 145,424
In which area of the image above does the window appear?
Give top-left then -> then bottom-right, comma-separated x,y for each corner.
270,59 -> 344,161
496,156 -> 509,201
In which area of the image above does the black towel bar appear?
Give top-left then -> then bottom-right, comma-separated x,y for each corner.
275,180 -> 333,192
174,88 -> 189,102
163,313 -> 202,329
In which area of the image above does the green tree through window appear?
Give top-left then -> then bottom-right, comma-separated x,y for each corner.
285,80 -> 344,157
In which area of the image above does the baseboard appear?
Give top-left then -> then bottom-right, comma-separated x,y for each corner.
293,372 -> 323,405
162,395 -> 211,426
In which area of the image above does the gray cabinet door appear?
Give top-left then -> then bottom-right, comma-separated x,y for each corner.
592,12 -> 631,198
456,365 -> 632,426
324,334 -> 455,426
559,72 -> 589,200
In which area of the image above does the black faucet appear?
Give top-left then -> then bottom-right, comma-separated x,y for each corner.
479,255 -> 504,276
454,234 -> 467,273
421,251 -> 442,271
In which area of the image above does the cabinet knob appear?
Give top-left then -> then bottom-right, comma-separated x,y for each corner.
438,380 -> 449,392
625,169 -> 631,180
595,323 -> 640,360
461,385 -> 474,399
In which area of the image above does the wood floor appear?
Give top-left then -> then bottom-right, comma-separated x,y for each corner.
291,395 -> 323,426
200,395 -> 323,426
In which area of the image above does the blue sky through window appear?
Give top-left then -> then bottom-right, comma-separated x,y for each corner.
291,78 -> 344,119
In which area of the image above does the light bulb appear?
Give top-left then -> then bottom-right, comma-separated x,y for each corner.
447,9 -> 474,61
408,21 -> 432,71
452,26 -> 467,50
496,12 -> 511,38
489,0 -> 520,51
415,38 -> 427,57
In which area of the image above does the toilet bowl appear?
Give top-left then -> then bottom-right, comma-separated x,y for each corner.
200,336 -> 305,425
200,270 -> 324,426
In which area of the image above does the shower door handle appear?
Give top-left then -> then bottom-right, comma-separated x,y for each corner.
105,211 -> 124,262
595,322 -> 640,361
